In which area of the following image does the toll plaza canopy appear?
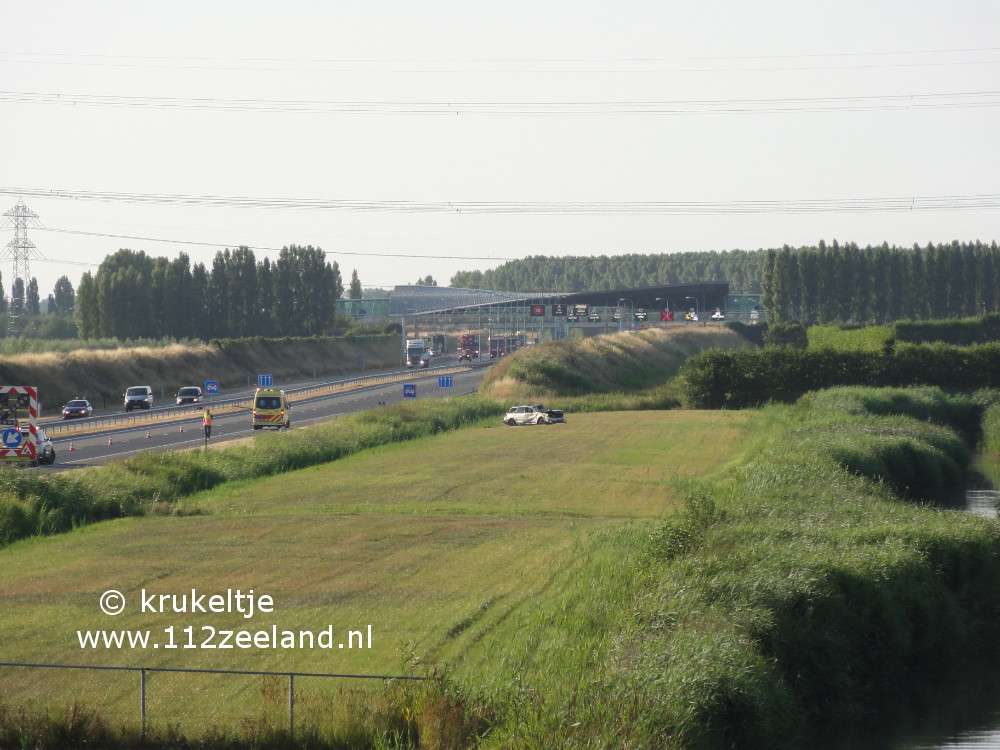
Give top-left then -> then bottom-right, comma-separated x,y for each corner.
389,282 -> 730,316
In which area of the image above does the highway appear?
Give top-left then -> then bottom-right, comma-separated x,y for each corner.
43,361 -> 490,472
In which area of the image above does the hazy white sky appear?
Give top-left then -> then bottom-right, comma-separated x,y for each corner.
2,1 -> 999,299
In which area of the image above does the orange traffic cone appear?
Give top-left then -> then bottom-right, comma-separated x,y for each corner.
145,429 -> 151,439
68,441 -> 74,451
107,436 -> 113,446
179,424 -> 184,433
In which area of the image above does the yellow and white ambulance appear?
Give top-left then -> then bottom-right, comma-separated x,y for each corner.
252,388 -> 291,430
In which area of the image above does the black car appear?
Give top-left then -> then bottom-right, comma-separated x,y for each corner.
62,398 -> 94,419
176,386 -> 203,405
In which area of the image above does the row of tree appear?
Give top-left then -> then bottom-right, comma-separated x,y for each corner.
449,250 -> 764,294
74,246 -> 347,340
0,272 -> 76,318
449,240 -> 1000,326
760,240 -> 1000,325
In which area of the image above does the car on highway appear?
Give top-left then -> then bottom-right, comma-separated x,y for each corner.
61,398 -> 94,419
175,386 -> 203,405
503,404 -> 567,426
123,385 -> 154,412
19,427 -> 55,465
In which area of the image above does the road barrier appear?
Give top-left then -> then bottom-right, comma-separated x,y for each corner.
42,362 -> 486,437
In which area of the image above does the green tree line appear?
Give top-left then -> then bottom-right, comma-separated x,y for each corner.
450,240 -> 1000,326
74,245 -> 344,340
450,250 -> 765,294
761,240 -> 1000,325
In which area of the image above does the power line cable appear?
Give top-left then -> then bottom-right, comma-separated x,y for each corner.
3,89 -> 1000,115
2,187 -> 999,214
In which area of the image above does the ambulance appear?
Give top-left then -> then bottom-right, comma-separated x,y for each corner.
252,388 -> 291,430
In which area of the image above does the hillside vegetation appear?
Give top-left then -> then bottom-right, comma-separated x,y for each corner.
3,389 -> 999,748
480,325 -> 749,401
0,334 -> 400,412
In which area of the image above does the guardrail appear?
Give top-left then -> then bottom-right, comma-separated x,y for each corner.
41,361 -> 488,436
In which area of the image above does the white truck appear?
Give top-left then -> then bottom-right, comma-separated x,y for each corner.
405,339 -> 427,368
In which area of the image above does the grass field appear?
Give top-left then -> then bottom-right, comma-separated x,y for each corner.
0,410 -> 751,741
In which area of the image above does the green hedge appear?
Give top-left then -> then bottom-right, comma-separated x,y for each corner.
894,314 -> 1000,346
680,343 -> 1000,409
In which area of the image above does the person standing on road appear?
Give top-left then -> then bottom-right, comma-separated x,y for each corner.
203,409 -> 213,440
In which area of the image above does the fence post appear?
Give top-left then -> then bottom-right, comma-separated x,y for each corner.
140,668 -> 147,740
288,673 -> 295,739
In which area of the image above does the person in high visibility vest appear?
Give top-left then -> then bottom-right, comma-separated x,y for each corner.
203,409 -> 213,440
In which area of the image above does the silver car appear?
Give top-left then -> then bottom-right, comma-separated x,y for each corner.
503,404 -> 567,426
19,427 -> 55,465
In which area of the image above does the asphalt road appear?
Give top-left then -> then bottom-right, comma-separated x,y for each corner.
47,364 -> 489,472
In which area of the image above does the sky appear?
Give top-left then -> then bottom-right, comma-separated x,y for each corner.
1,0 -> 999,300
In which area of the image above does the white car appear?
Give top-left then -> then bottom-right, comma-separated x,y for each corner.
503,404 -> 567,426
19,427 -> 55,465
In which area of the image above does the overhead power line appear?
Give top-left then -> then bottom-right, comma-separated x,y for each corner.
2,89 -> 1000,115
2,47 -> 1000,74
1,187 -> 999,214
31,226 -> 517,261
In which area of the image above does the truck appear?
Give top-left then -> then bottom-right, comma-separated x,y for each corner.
457,333 -> 479,361
406,339 -> 427,367
488,334 -> 506,359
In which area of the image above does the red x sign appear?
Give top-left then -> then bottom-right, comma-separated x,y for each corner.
661,311 -> 673,322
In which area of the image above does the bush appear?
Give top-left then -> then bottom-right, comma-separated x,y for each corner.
679,343 -> 1000,409
763,323 -> 808,349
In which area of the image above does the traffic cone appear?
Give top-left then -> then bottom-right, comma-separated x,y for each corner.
107,436 -> 113,446
145,429 -> 151,439
68,441 -> 74,451
179,424 -> 184,433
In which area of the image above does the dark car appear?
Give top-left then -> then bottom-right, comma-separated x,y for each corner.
176,386 -> 203,405
62,398 -> 94,420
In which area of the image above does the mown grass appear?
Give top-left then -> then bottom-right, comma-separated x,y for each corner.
0,411 -> 747,748
0,397 -> 510,547
806,324 -> 895,351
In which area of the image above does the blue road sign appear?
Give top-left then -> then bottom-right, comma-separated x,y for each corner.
257,374 -> 273,388
403,384 -> 417,398
438,376 -> 453,388
205,380 -> 220,394
2,428 -> 22,448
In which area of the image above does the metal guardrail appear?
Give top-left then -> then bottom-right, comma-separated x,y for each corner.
41,361 -> 489,436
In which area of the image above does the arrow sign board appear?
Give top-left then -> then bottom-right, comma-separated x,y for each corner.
438,376 -> 453,388
403,384 -> 417,398
257,374 -> 273,388
2,428 -> 22,449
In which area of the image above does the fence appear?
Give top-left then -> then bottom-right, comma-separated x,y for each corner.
0,661 -> 432,740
